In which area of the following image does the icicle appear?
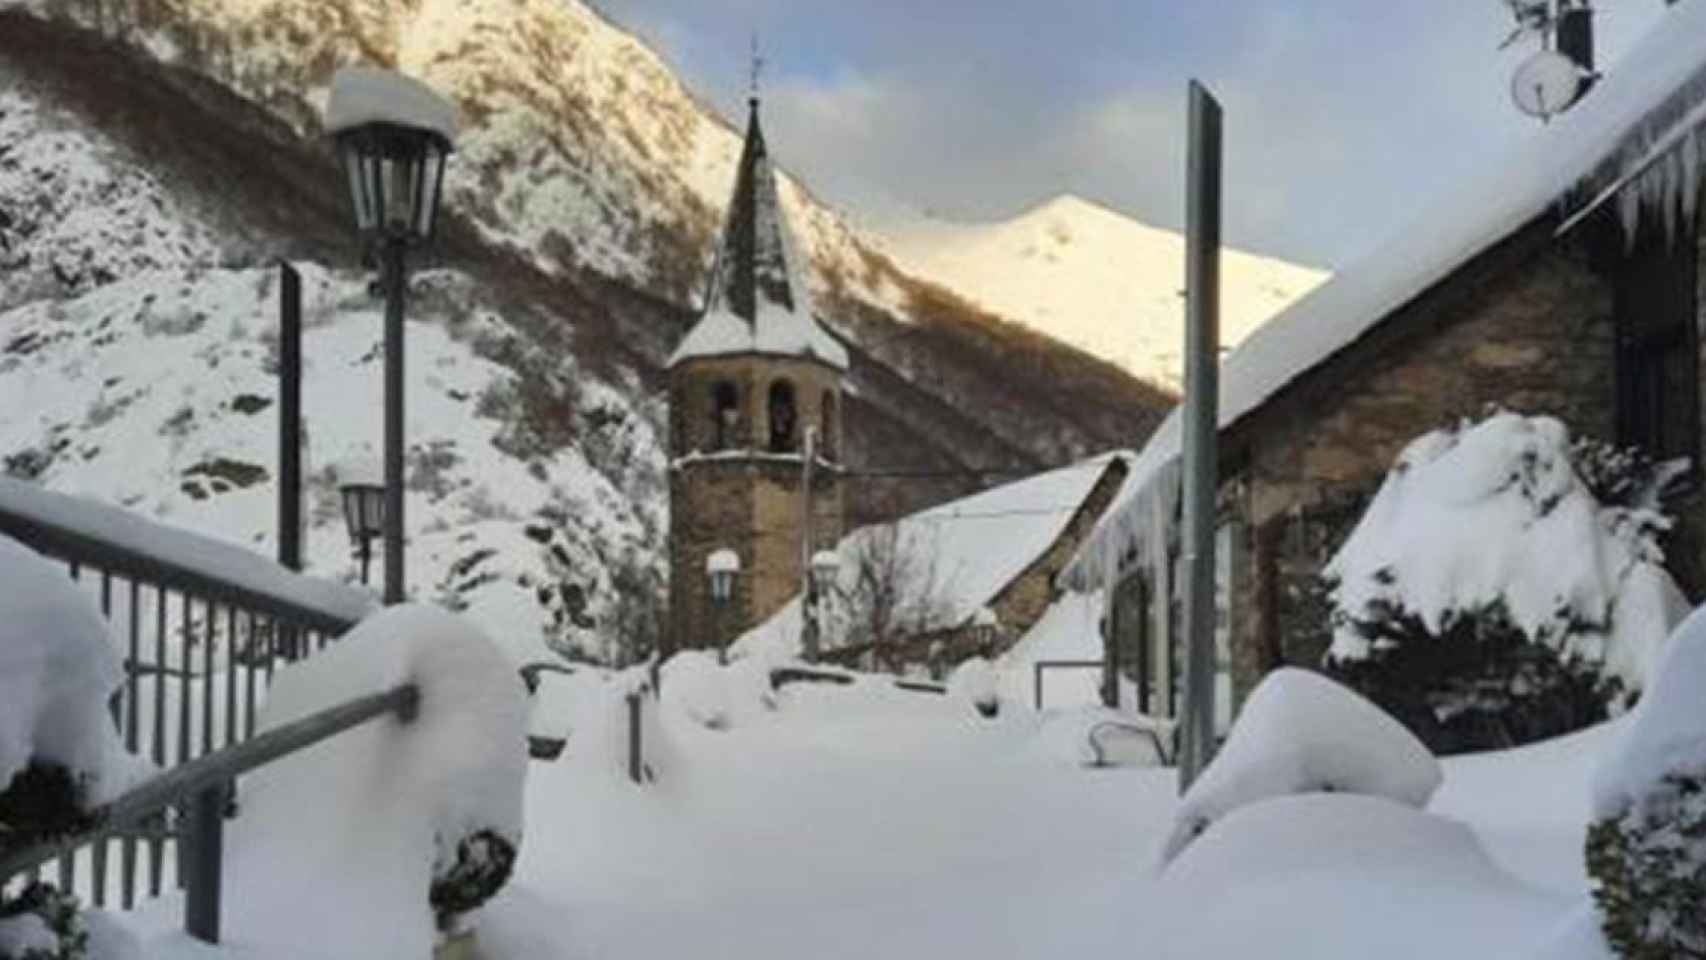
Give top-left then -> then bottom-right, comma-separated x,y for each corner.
1682,128 -> 1702,233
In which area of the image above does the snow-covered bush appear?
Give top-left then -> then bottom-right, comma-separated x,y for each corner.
946,657 -> 1000,718
1161,668 -> 1440,865
0,884 -> 85,960
227,605 -> 527,957
1586,605 -> 1706,958
0,533 -> 146,844
1324,414 -> 1687,753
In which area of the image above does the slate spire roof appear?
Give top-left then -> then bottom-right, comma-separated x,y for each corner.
668,97 -> 849,370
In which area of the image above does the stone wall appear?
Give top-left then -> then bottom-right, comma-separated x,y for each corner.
1224,228 -> 1622,698
668,352 -> 847,655
988,458 -> 1129,636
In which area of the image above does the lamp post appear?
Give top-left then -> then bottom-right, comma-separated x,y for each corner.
326,67 -> 457,605
971,606 -> 999,659
706,548 -> 741,665
805,549 -> 840,662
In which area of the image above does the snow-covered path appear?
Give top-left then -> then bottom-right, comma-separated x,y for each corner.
487,688 -> 1179,960
125,673 -> 1612,959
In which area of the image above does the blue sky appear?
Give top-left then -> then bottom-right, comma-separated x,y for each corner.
593,1 -> 1669,269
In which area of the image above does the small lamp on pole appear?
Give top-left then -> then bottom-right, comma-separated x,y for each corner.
339,478 -> 385,586
706,548 -> 741,665
326,67 -> 457,605
808,549 -> 841,657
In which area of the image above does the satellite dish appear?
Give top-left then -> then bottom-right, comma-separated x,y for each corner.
1511,49 -> 1586,120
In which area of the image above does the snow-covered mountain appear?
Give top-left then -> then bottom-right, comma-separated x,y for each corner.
0,0 -> 1177,666
885,195 -> 1329,391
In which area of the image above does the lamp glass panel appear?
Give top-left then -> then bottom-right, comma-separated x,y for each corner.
416,147 -> 445,241
341,488 -> 361,539
341,140 -> 376,233
382,155 -> 417,235
361,487 -> 386,534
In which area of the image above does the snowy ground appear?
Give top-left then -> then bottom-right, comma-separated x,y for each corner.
104,661 -> 1616,960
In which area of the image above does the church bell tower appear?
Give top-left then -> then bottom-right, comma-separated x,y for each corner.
665,91 -> 849,658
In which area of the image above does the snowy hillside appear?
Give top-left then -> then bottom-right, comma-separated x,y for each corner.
10,0 -> 895,313
884,195 -> 1328,390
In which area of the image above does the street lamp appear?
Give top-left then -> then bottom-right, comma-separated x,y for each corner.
706,548 -> 741,665
326,67 -> 457,605
339,477 -> 385,586
804,549 -> 841,662
971,606 -> 1000,658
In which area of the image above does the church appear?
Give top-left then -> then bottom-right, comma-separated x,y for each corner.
664,89 -> 849,660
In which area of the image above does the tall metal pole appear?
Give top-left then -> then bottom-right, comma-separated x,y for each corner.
277,262 -> 304,662
1179,80 -> 1222,793
800,426 -> 819,662
278,261 -> 303,575
382,240 -> 407,606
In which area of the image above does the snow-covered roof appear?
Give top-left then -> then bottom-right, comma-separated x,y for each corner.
325,67 -> 459,145
735,452 -> 1132,659
1066,1 -> 1706,591
669,99 -> 849,371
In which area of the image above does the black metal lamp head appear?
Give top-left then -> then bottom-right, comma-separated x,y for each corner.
325,67 -> 458,249
336,124 -> 451,247
339,481 -> 386,545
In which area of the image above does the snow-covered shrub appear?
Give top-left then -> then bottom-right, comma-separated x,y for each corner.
1161,668 -> 1440,865
1585,605 -> 1706,959
0,883 -> 86,960
430,829 -> 518,932
0,534 -> 146,845
946,658 -> 1000,718
1323,414 -> 1687,753
227,605 -> 527,958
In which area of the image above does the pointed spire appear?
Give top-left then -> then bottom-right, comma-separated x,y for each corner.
668,63 -> 848,371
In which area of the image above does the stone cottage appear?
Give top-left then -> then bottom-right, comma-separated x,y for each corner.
1064,0 -> 1706,722
736,452 -> 1133,673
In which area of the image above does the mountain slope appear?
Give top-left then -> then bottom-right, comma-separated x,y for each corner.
0,2 -> 1175,664
884,195 -> 1329,391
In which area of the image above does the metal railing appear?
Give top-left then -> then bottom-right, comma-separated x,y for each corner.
0,684 -> 417,942
0,491 -> 370,920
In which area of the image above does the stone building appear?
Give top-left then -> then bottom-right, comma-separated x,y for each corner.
665,92 -> 849,659
1064,2 -> 1706,723
736,453 -> 1133,672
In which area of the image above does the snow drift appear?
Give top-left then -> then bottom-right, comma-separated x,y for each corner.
0,532 -> 148,809
225,604 -> 527,958
1161,668 -> 1440,865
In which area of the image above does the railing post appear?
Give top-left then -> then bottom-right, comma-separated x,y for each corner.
183,781 -> 227,943
626,692 -> 643,785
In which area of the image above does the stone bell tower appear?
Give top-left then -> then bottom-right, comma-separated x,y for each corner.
665,92 -> 849,658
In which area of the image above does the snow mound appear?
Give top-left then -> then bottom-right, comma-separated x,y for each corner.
226,604 -> 527,959
946,657 -> 999,716
1151,793 -> 1562,959
0,532 -> 147,807
1592,604 -> 1706,819
662,651 -> 732,730
1327,413 -> 1685,705
1161,667 -> 1440,864
1527,902 -> 1617,960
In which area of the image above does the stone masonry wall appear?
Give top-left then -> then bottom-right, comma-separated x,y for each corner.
668,353 -> 847,655
1226,232 -> 1621,699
